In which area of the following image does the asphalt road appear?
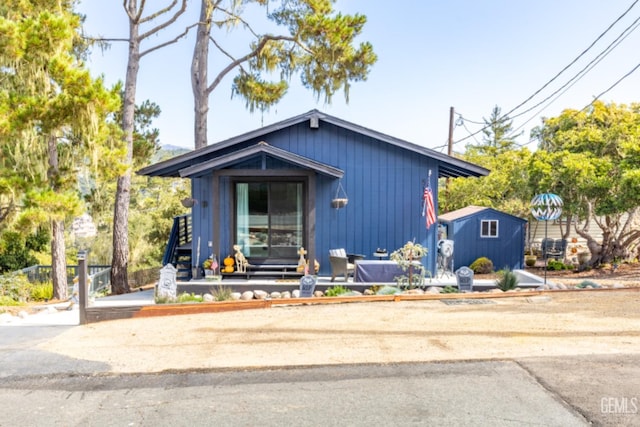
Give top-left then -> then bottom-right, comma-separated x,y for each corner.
1,302 -> 639,426
1,362 -> 589,427
1,322 -> 639,427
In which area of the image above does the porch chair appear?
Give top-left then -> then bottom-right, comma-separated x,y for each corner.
542,238 -> 567,260
329,249 -> 365,282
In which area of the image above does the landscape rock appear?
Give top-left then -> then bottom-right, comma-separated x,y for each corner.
291,289 -> 300,298
202,293 -> 214,302
240,291 -> 254,300
313,290 -> 324,298
363,289 -> 375,295
281,291 -> 291,299
253,290 -> 268,300
612,283 -> 625,289
270,291 -> 282,299
403,288 -> 424,295
231,292 -> 241,300
426,286 -> 443,294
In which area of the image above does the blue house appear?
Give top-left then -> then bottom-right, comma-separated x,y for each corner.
138,110 -> 489,279
437,206 -> 527,271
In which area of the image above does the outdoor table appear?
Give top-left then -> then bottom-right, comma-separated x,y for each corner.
354,260 -> 406,282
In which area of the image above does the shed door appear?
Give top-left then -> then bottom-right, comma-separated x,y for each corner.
235,182 -> 303,259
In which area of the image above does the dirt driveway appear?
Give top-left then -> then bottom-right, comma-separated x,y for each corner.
40,288 -> 640,373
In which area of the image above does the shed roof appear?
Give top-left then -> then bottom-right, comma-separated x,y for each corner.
438,206 -> 527,223
138,109 -> 489,178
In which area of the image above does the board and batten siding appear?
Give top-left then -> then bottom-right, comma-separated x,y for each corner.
193,120 -> 440,277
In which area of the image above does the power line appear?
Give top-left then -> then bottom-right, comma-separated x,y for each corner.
504,17 -> 640,141
502,0 -> 639,120
508,13 -> 640,122
451,0 -> 640,146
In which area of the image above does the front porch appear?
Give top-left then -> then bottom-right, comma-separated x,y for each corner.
176,269 -> 547,295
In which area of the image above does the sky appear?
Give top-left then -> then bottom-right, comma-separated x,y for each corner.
76,1 -> 640,152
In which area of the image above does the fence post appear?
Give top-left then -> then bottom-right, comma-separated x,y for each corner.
78,250 -> 89,325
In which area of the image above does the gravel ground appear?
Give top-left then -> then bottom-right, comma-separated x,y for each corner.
38,288 -> 640,373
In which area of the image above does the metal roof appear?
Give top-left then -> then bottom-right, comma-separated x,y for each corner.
438,206 -> 527,223
137,109 -> 489,178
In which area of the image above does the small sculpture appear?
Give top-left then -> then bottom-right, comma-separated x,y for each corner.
233,244 -> 248,273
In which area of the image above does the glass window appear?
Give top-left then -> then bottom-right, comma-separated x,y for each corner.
236,182 -> 303,258
480,220 -> 498,238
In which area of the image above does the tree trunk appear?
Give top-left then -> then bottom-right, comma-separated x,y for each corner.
191,0 -> 212,150
110,7 -> 140,295
51,219 -> 68,300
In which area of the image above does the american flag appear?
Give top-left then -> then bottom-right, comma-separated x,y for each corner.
422,186 -> 436,229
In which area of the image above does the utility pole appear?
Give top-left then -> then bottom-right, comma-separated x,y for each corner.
444,107 -> 455,212
448,106 -> 454,156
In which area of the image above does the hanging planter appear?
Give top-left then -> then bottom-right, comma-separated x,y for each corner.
331,181 -> 349,209
181,198 -> 197,208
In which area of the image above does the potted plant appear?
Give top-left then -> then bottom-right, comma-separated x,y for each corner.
524,244 -> 537,267
202,255 -> 219,280
390,241 -> 429,288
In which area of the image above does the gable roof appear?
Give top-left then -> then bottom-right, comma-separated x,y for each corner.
438,206 -> 527,223
180,141 -> 344,178
138,109 -> 489,178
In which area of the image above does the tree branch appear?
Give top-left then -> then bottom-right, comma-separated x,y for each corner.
140,23 -> 197,57
139,0 -> 187,40
207,33 -> 296,94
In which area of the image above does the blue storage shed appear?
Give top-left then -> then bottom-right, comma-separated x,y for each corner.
437,206 -> 527,271
138,110 -> 489,279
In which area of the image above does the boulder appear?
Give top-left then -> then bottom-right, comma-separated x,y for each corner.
240,291 -> 254,300
292,289 -> 301,298
426,286 -> 443,294
231,292 -> 242,300
281,291 -> 292,299
202,293 -> 214,302
270,291 -> 282,299
253,290 -> 268,300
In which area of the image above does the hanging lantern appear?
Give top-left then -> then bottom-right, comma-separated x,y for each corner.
530,193 -> 563,221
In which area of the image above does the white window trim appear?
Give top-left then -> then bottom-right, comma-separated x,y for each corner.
480,219 -> 499,238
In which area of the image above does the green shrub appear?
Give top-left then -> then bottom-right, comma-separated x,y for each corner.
495,268 -> 519,291
211,285 -> 233,301
576,280 -> 601,289
325,285 -> 351,297
546,259 -> 570,270
441,285 -> 459,294
0,295 -> 24,307
469,257 -> 494,274
177,292 -> 203,303
29,282 -> 53,301
0,272 -> 32,303
155,295 -> 174,304
375,285 -> 401,295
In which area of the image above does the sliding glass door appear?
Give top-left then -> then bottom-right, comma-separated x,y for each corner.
236,181 -> 304,259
